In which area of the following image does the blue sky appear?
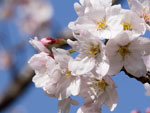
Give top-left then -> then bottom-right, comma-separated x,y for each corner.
0,0 -> 150,113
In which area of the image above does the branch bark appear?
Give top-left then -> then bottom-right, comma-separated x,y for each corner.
0,66 -> 34,111
122,68 -> 150,84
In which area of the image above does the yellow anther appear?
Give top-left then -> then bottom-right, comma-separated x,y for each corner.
88,44 -> 100,58
142,7 -> 150,25
65,69 -> 71,78
122,19 -> 132,31
96,18 -> 107,30
117,44 -> 131,60
97,79 -> 106,90
92,78 -> 108,93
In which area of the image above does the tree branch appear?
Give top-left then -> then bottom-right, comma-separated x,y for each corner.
122,68 -> 150,84
0,66 -> 34,111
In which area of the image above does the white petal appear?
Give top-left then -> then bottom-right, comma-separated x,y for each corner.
29,37 -> 49,53
77,103 -> 101,113
107,54 -> 123,75
104,87 -> 118,111
69,56 -> 95,75
124,53 -> 147,77
127,0 -> 143,16
96,60 -> 109,76
52,48 -> 71,67
74,2 -> 84,16
32,74 -> 49,88
106,5 -> 121,17
132,37 -> 150,56
143,55 -> 150,71
67,39 -> 80,51
69,77 -> 81,96
58,98 -> 71,113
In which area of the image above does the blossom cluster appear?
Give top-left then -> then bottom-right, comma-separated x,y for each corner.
28,0 -> 150,113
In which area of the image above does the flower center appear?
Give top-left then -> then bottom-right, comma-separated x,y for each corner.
92,78 -> 107,94
88,44 -> 101,58
62,68 -> 71,78
142,7 -> 150,25
122,19 -> 132,31
96,18 -> 107,30
117,44 -> 131,60
65,70 -> 71,78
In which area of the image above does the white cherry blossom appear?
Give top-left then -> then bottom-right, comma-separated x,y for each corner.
74,0 -> 112,16
28,52 -> 56,89
106,32 -> 150,76
27,0 -> 150,112
78,75 -> 118,112
67,31 -> 109,76
127,0 -> 150,30
69,5 -> 123,39
120,9 -> 146,37
28,49 -> 81,100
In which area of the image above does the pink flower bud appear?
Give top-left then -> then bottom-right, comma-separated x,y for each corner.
40,37 -> 54,46
41,37 -> 62,46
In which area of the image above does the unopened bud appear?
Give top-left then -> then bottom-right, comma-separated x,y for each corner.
41,37 -> 66,46
41,37 -> 54,46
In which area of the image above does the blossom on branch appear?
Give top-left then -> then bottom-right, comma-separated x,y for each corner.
28,0 -> 150,112
106,32 -> 150,76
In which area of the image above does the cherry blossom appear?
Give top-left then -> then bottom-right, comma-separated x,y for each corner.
68,31 -> 109,76
120,9 -> 146,36
69,5 -> 123,39
106,32 -> 150,76
28,0 -> 150,112
78,75 -> 118,112
127,0 -> 150,30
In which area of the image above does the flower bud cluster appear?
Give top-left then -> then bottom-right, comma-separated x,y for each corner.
28,0 -> 150,113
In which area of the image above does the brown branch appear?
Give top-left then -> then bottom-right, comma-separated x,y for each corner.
0,66 -> 34,111
122,68 -> 150,84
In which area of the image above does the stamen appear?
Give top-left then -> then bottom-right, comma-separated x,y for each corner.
61,68 -> 71,78
96,18 -> 107,30
142,7 -> 150,25
65,69 -> 71,78
122,19 -> 132,31
92,78 -> 108,94
88,44 -> 100,58
117,43 -> 131,60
